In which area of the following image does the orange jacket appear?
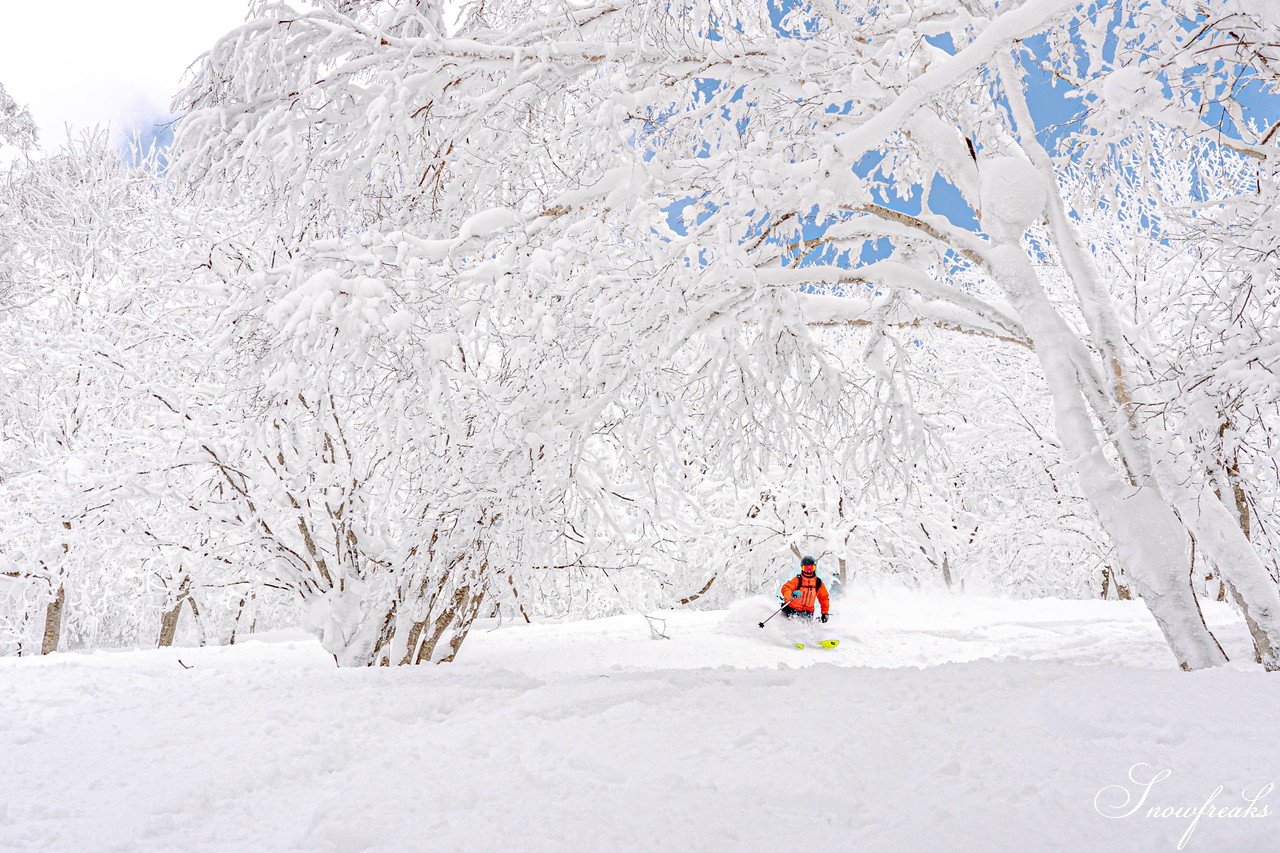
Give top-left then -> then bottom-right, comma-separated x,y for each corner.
782,573 -> 829,614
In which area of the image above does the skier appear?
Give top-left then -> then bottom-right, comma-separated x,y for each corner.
781,556 -> 831,623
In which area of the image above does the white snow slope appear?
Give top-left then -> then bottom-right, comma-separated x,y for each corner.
2,590 -> 1277,853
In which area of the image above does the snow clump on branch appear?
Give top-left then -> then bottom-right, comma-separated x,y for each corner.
979,156 -> 1048,239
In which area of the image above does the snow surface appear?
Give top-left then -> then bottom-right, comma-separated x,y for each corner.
2,591 -> 1277,852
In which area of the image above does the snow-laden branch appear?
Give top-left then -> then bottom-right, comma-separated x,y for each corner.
828,0 -> 1082,162
798,288 -> 1032,349
765,261 -> 1028,345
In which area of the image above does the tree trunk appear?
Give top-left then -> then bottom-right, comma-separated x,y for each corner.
1101,566 -> 1132,601
185,593 -> 207,647
370,602 -> 399,666
391,571 -> 452,666
1089,482 -> 1226,670
438,587 -> 488,664
229,591 -> 256,646
413,585 -> 470,664
1205,449 -> 1270,665
157,577 -> 192,648
42,519 -> 72,656
41,584 -> 65,655
507,573 -> 531,624
1163,475 -> 1280,670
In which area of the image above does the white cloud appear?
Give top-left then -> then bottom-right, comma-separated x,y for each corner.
0,0 -> 250,147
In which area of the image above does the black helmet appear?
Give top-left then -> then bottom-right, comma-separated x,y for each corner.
800,556 -> 816,567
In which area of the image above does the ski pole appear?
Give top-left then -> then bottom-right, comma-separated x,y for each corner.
758,602 -> 791,628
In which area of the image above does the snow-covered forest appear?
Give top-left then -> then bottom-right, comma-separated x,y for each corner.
4,0 -> 1277,672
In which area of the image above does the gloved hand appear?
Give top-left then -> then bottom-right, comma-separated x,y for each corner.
820,613 -> 829,623
791,591 -> 802,598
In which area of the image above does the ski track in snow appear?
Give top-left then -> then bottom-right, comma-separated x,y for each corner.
1,592 -> 1277,853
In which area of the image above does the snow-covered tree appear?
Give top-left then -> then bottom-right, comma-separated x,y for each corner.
0,133 -> 262,653
1068,130 -> 1280,654
0,80 -> 37,153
